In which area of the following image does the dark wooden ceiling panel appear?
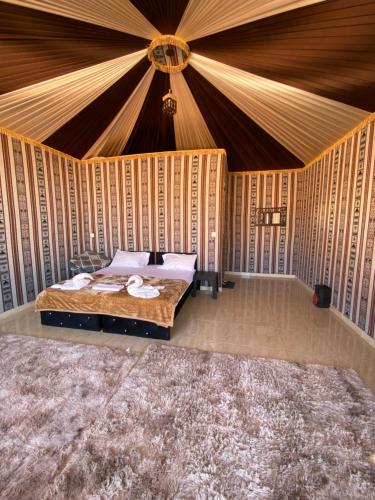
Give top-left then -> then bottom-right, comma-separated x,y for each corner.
190,0 -> 375,111
44,57 -> 150,158
0,2 -> 148,94
122,71 -> 176,155
130,0 -> 189,34
183,66 -> 304,172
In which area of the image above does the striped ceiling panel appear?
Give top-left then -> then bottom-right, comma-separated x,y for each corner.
184,65 -> 304,171
189,0 -> 375,111
0,2 -> 148,93
0,0 -> 373,171
44,57 -> 151,158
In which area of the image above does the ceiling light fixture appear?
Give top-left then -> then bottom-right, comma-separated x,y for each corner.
162,89 -> 177,116
148,35 -> 190,74
148,35 -> 187,116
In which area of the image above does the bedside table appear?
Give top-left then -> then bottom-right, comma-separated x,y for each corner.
192,270 -> 218,299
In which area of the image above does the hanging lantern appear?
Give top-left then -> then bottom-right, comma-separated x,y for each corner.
162,89 -> 177,116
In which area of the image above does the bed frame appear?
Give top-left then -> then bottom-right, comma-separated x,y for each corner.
40,251 -> 196,340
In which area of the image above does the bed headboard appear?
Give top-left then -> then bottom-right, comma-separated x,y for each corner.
154,251 -> 197,269
113,250 -> 196,268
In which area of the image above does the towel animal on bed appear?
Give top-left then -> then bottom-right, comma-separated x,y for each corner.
125,275 -> 161,299
51,273 -> 163,298
51,273 -> 93,290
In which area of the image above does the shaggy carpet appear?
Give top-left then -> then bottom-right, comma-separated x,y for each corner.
0,337 -> 375,499
0,335 -> 138,500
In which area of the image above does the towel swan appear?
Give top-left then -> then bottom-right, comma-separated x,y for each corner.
51,272 -> 93,290
126,275 -> 160,299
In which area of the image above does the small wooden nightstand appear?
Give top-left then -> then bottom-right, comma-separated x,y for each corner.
192,270 -> 218,299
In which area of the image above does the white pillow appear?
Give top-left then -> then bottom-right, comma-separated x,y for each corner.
110,250 -> 150,268
160,253 -> 197,272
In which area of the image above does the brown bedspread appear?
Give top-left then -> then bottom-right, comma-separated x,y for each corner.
35,274 -> 189,327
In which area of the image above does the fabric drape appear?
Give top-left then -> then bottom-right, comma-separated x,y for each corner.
122,71 -> 176,155
188,0 -> 375,111
170,72 -> 216,150
189,52 -> 369,163
130,0 -> 190,35
184,65 -> 303,171
2,0 -> 159,38
0,1 -> 149,95
0,50 -> 146,142
84,66 -> 155,158
176,0 -> 326,41
44,58 -> 151,158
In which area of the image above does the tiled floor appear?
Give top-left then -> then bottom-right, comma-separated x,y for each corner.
1,276 -> 374,393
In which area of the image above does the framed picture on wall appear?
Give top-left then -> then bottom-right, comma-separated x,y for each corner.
255,207 -> 287,227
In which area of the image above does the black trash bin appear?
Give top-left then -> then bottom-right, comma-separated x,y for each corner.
313,284 -> 331,308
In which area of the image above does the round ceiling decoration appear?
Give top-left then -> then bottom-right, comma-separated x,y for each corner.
147,35 -> 190,73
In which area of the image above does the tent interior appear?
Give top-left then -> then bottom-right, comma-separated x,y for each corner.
0,0 -> 375,497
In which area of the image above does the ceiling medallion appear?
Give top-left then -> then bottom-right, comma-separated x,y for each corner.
148,35 -> 190,74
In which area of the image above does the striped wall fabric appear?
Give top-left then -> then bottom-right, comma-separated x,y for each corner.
226,116 -> 375,338
79,151 -> 226,279
226,172 -> 296,275
294,119 -> 375,338
0,130 -> 83,312
2,119 -> 373,338
0,128 -> 226,313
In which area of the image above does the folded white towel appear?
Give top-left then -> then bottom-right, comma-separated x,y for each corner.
92,283 -> 124,292
51,272 -> 93,291
127,286 -> 160,299
51,281 -> 88,291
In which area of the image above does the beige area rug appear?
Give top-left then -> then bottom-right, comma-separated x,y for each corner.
0,335 -> 138,499
1,337 -> 375,499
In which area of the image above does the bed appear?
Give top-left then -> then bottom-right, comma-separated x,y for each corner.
36,252 -> 195,340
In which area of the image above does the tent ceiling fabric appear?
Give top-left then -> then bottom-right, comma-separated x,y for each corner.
122,70 -> 176,156
130,0 -> 190,36
189,0 -> 375,111
176,0 -> 326,41
189,52 -> 369,163
184,65 -> 304,171
0,0 -> 373,172
0,2 -> 149,94
0,50 -> 146,142
170,72 -> 217,151
45,57 -> 152,159
83,66 -> 155,159
2,0 -> 160,38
